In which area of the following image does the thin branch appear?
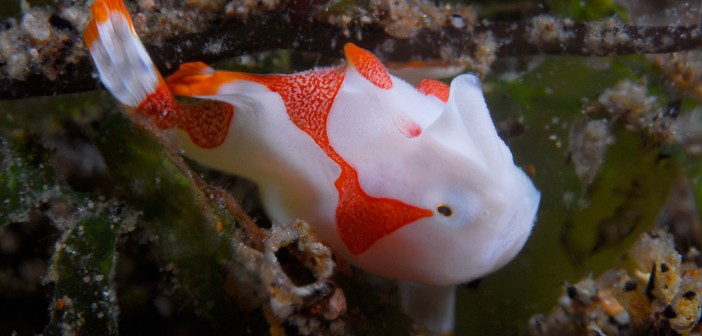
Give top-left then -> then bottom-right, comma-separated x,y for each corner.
1,2 -> 701,100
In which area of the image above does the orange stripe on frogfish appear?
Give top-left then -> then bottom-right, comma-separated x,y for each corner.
335,167 -> 433,254
252,67 -> 432,255
137,84 -> 234,149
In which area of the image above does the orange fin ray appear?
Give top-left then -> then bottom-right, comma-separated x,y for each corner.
166,62 -> 259,96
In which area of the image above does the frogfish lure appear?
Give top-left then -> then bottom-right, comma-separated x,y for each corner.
84,0 -> 540,333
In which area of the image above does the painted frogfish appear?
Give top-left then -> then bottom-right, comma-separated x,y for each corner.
84,0 -> 540,333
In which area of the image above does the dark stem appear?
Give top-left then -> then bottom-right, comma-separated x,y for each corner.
2,11 -> 701,100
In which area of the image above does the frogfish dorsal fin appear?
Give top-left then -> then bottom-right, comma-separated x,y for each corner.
344,43 -> 393,90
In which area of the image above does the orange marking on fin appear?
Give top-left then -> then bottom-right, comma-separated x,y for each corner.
417,79 -> 450,102
344,43 -> 393,90
85,0 -> 136,46
168,62 -> 213,80
166,62 -> 257,96
92,0 -> 132,24
84,19 -> 99,47
253,68 -> 431,254
90,0 -> 109,24
137,84 -> 234,148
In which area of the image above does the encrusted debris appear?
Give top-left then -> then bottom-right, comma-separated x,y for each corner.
654,176 -> 702,265
319,0 -> 489,75
466,32 -> 498,78
232,220 -> 346,335
529,229 -> 702,336
654,52 -> 702,98
583,18 -> 633,55
0,5 -> 88,81
526,15 -> 575,47
580,77 -> 702,161
0,0 -> 477,82
569,119 -> 613,186
321,0 -> 476,40
0,0 -> 260,82
570,80 -> 680,186
585,79 -> 675,143
436,32 -> 496,79
618,0 -> 702,98
673,108 -> 702,155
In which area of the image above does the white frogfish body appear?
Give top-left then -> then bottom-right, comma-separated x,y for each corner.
84,0 -> 540,333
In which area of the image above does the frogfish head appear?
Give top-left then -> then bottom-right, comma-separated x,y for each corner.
350,74 -> 541,286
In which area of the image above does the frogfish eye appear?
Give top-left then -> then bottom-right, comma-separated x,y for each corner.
436,204 -> 453,217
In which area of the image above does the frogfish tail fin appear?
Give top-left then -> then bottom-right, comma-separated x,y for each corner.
84,0 -> 234,150
84,0 -> 166,108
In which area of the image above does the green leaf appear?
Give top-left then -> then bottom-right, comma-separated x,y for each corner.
0,136 -> 63,224
93,113 -> 255,331
561,127 -> 679,268
44,204 -> 132,336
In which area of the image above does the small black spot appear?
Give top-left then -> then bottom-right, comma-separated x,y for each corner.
38,202 -> 51,211
314,281 -> 335,298
660,263 -> 669,273
662,305 -> 677,319
682,291 -> 696,300
464,278 -> 482,289
436,204 -> 452,217
48,14 -> 75,32
275,244 -> 316,286
665,99 -> 682,118
497,120 -> 525,140
283,321 -> 302,336
623,280 -> 638,292
645,263 -> 656,301
566,285 -> 578,299
656,152 -> 672,163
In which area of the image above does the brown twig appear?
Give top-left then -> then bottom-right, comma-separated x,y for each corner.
134,115 -> 267,251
